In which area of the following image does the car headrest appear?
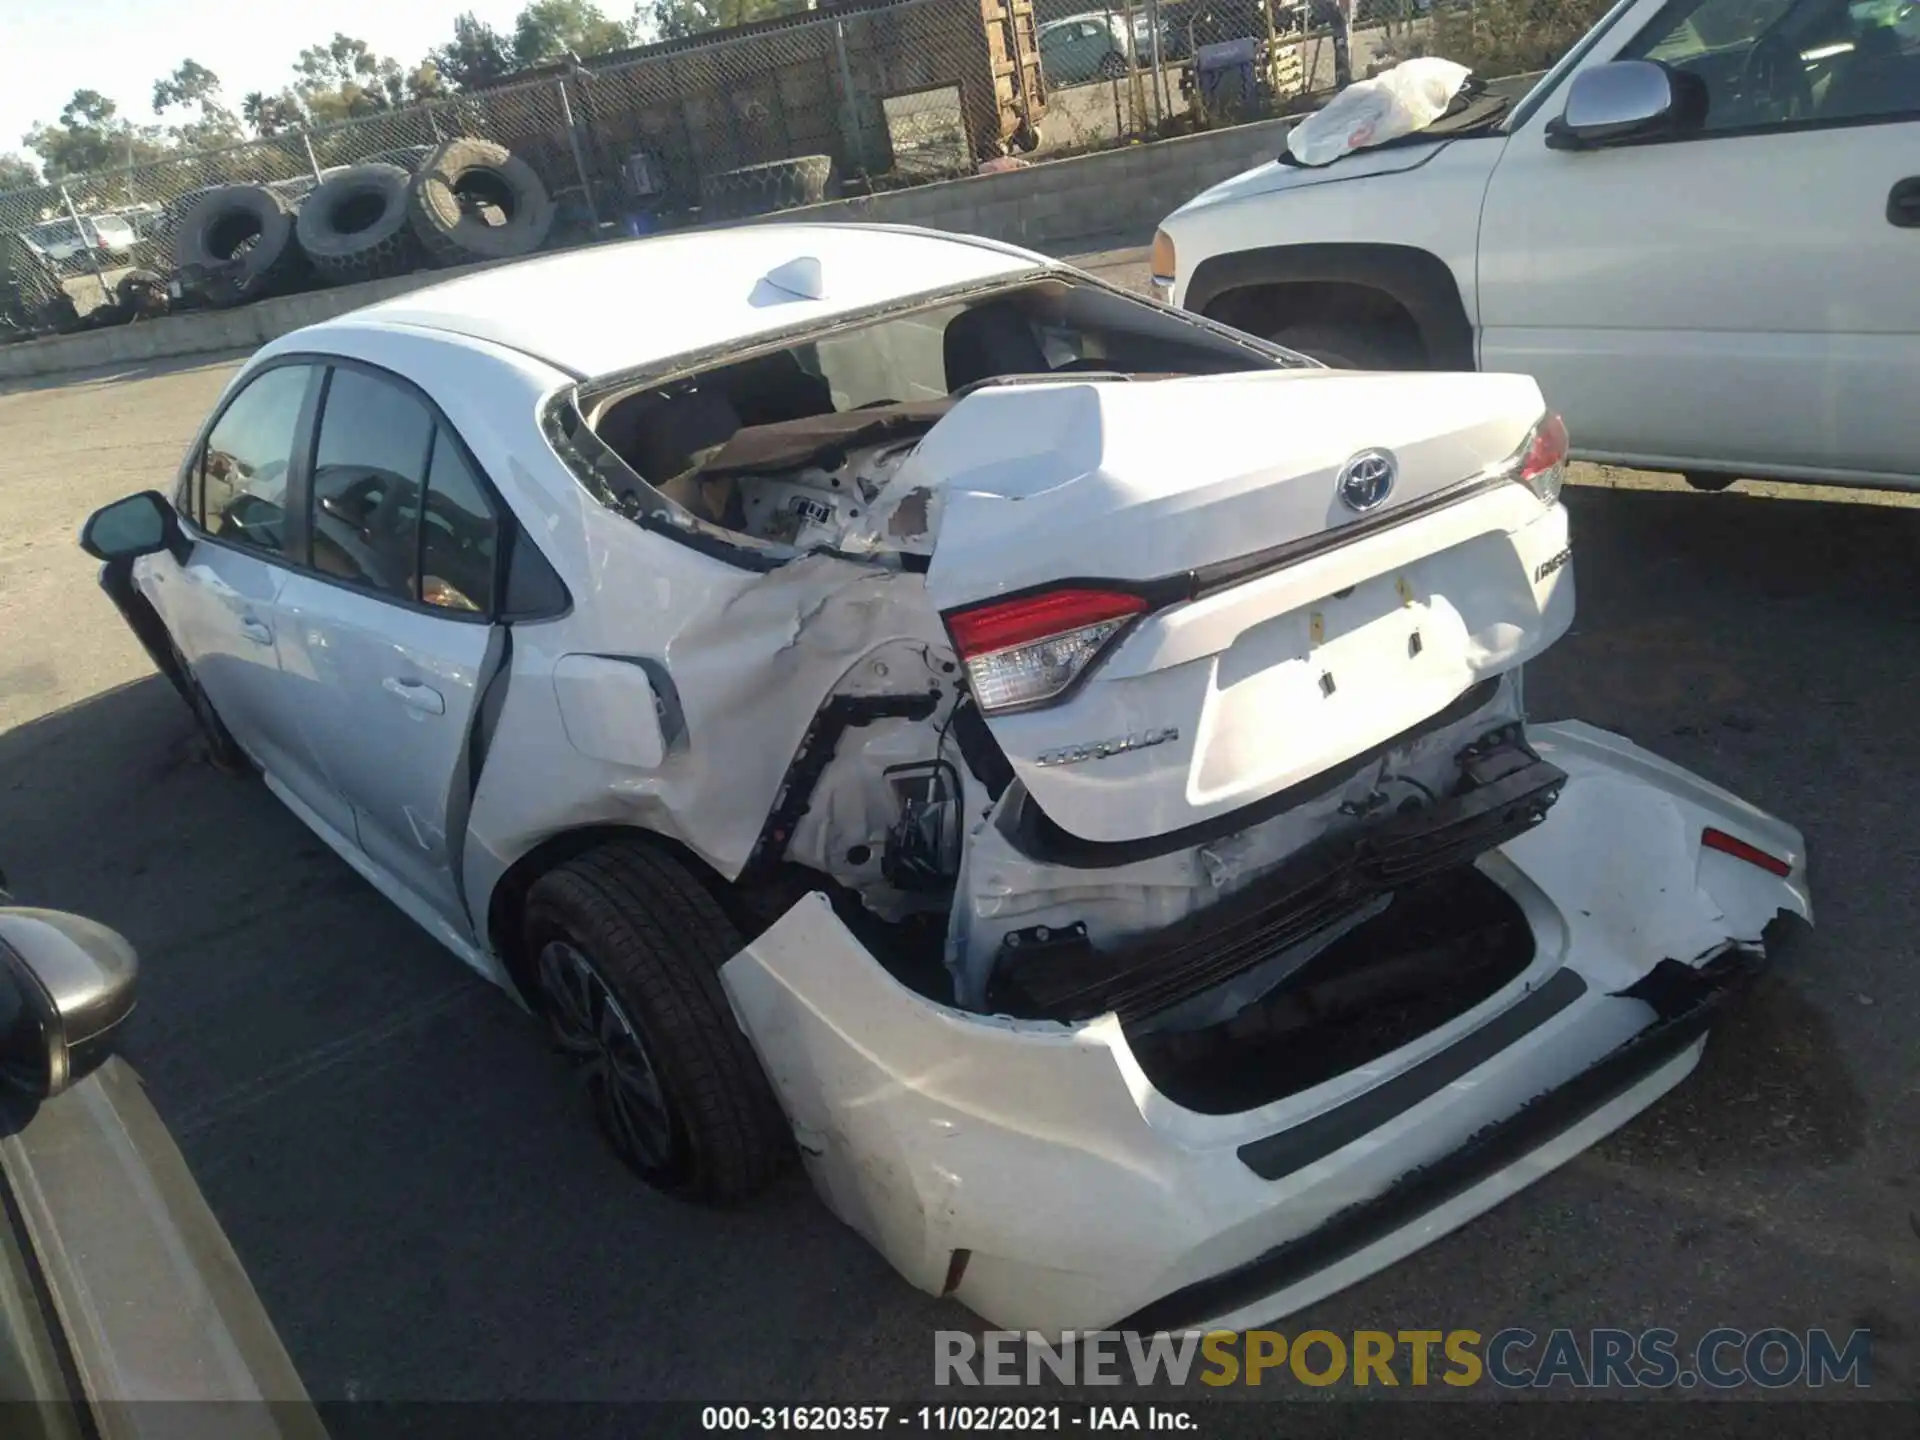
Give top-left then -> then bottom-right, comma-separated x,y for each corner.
943,301 -> 1050,392
628,385 -> 743,482
724,350 -> 835,427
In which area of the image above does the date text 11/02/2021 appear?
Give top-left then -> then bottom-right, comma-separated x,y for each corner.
702,1409 -> 1191,1431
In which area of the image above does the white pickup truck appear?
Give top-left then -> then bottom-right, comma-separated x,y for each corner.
1154,0 -> 1920,491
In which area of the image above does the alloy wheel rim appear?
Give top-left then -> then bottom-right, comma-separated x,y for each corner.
536,940 -> 675,1170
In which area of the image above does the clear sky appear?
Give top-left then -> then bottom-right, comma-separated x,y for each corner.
0,0 -> 531,167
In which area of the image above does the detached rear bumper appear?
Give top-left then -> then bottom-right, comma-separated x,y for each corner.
720,722 -> 1809,1334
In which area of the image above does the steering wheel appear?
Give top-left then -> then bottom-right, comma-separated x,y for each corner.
1737,31 -> 1813,122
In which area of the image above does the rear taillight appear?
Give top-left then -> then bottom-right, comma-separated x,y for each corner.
1702,827 -> 1793,878
947,588 -> 1150,713
1514,411 -> 1569,503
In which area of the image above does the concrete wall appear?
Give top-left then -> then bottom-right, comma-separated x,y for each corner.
0,256 -> 513,381
752,113 -> 1295,251
0,113 -> 1290,383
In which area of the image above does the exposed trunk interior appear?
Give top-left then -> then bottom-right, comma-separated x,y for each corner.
1125,865 -> 1536,1114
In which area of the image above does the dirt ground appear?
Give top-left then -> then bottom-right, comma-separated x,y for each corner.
1,295 -> 1916,1404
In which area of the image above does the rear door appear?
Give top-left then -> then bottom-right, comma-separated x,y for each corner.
270,362 -> 502,936
1477,0 -> 1920,483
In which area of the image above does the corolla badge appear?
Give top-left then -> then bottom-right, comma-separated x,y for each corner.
1336,448 -> 1397,513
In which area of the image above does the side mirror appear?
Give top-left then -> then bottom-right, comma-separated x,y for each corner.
1546,61 -> 1700,149
0,909 -> 138,1099
80,490 -> 182,563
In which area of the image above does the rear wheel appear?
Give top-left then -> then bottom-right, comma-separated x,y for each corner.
1683,471 -> 1740,492
1267,319 -> 1426,370
523,840 -> 793,1202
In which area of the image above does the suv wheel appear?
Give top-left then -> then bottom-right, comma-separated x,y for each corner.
523,840 -> 793,1203
1268,320 -> 1426,370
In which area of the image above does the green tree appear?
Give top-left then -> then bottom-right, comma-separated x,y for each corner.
241,91 -> 305,137
293,33 -> 410,121
511,0 -> 635,64
0,152 -> 40,191
645,0 -> 809,42
406,60 -> 451,102
152,59 -> 245,150
23,91 -> 171,180
433,12 -> 518,87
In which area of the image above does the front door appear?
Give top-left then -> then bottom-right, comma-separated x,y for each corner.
161,361 -> 348,817
1477,0 -> 1920,483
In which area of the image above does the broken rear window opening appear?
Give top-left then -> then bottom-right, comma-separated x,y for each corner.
543,272 -> 1307,569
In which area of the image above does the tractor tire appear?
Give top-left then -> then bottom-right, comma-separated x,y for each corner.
295,163 -> 422,286
408,137 -> 555,267
699,154 -> 833,224
170,184 -> 309,307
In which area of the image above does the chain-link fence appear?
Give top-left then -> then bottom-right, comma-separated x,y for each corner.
0,0 -> 1496,343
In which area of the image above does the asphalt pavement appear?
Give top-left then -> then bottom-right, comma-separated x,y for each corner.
0,248 -> 1914,1406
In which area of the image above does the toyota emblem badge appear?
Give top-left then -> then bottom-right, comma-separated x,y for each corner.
1336,449 -> 1397,513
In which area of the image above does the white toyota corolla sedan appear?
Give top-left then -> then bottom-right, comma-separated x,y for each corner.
81,223 -> 1810,1334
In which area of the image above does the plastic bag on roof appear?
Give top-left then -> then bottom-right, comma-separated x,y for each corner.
1285,58 -> 1473,167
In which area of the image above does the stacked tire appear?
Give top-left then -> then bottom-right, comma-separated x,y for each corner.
170,185 -> 310,308
295,163 -> 421,285
161,137 -> 557,303
407,138 -> 555,267
293,139 -> 556,287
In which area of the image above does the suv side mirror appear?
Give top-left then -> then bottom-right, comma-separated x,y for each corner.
0,909 -> 139,1099
1546,61 -> 1703,149
80,490 -> 183,563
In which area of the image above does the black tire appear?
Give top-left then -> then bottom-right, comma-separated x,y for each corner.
1098,50 -> 1130,79
114,267 -> 170,321
162,632 -> 251,776
408,137 -> 555,267
524,841 -> 793,1203
1683,472 -> 1740,492
700,154 -> 833,223
170,184 -> 309,307
294,163 -> 422,286
1268,319 -> 1427,370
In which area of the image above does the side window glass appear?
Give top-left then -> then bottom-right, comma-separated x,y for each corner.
419,431 -> 499,614
1619,0 -> 1916,129
199,365 -> 311,556
309,368 -> 433,600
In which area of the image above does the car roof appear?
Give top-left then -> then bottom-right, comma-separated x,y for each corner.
332,223 -> 1048,379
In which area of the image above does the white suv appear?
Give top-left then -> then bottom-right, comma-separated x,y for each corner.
1154,0 -> 1920,491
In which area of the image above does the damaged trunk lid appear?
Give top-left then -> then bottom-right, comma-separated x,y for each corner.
914,370 -> 1572,847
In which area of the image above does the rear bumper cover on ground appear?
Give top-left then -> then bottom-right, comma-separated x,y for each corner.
720,721 -> 1810,1334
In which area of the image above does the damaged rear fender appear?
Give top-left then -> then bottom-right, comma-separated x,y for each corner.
719,895 -> 1228,1320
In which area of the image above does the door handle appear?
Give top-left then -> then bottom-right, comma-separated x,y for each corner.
1889,177 -> 1920,228
238,616 -> 273,646
382,677 -> 446,715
